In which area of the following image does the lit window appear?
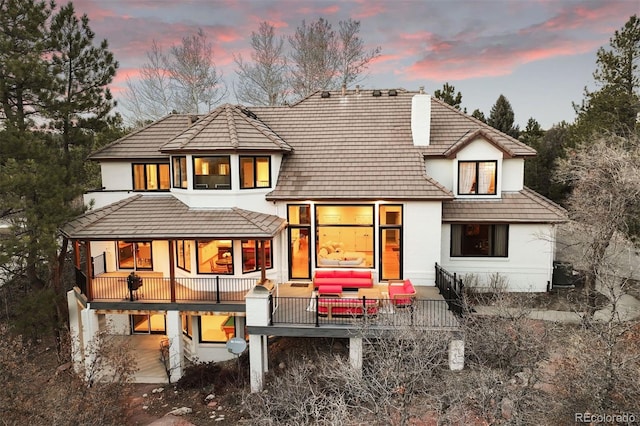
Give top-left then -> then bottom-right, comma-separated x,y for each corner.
133,163 -> 170,191
197,240 -> 233,274
172,156 -> 188,189
240,156 -> 270,189
242,240 -> 272,273
193,156 -> 231,190
458,161 -> 497,195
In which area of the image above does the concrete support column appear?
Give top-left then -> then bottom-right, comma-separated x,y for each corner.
166,310 -> 184,382
80,307 -> 100,381
67,291 -> 83,374
448,338 -> 465,371
249,334 -> 268,392
235,316 -> 246,340
246,286 -> 272,392
349,337 -> 363,375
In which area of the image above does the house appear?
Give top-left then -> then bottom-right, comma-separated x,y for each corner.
63,88 -> 566,388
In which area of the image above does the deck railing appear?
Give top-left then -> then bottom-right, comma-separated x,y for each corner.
435,262 -> 466,315
74,268 -> 255,303
270,296 -> 460,328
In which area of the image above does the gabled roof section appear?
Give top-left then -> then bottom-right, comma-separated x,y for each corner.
160,104 -> 292,153
90,114 -> 199,160
443,128 -> 518,159
61,195 -> 287,240
442,187 -> 568,223
422,97 -> 536,158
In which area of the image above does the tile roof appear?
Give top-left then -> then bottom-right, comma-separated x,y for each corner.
423,97 -> 536,157
442,188 -> 568,223
61,194 -> 287,240
160,104 -> 292,153
90,114 -> 199,160
252,89 -> 453,200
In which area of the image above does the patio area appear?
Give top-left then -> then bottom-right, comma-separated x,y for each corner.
107,334 -> 169,384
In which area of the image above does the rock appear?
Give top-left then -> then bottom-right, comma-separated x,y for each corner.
153,387 -> 165,393
205,394 -> 216,401
207,401 -> 217,408
143,393 -> 148,398
167,407 -> 192,416
278,362 -> 286,369
55,362 -> 72,376
501,397 -> 515,420
215,418 -> 225,422
142,406 -> 149,410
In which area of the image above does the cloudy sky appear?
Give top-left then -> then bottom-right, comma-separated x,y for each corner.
72,0 -> 638,129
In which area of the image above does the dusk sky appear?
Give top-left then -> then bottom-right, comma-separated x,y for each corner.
72,0 -> 638,129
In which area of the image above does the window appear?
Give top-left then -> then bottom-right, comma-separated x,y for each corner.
240,156 -> 270,189
196,240 -> 233,274
117,241 -> 153,269
288,204 -> 311,279
176,240 -> 191,272
133,163 -> 170,191
458,161 -> 497,195
193,156 -> 231,189
451,224 -> 508,257
182,315 -> 192,339
242,240 -> 272,273
315,205 -> 373,268
198,315 -> 235,343
172,156 -> 187,189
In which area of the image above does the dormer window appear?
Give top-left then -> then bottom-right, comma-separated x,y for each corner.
458,161 -> 497,195
240,156 -> 271,189
172,156 -> 188,189
193,156 -> 231,190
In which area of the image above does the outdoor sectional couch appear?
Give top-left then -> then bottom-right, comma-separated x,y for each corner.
314,269 -> 373,292
317,297 -> 379,319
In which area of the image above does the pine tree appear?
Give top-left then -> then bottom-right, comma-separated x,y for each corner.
487,94 -> 520,138
434,83 -> 463,110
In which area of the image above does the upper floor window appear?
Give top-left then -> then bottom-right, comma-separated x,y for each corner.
133,163 -> 170,191
172,156 -> 187,189
240,156 -> 270,189
458,161 -> 497,195
451,224 -> 508,257
193,156 -> 231,190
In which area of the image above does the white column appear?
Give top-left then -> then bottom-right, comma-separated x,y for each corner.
67,291 -> 83,373
81,307 -> 100,381
449,339 -> 465,371
349,337 -> 363,375
166,310 -> 184,382
249,334 -> 266,392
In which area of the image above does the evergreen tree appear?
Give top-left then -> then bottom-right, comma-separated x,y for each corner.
573,14 -> 640,139
0,0 -> 52,131
471,108 -> 487,123
487,94 -> 520,138
434,82 -> 463,110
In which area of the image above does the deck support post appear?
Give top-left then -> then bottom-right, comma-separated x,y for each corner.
349,337 -> 363,376
67,290 -> 83,374
249,334 -> 268,392
81,307 -> 100,381
166,310 -> 184,382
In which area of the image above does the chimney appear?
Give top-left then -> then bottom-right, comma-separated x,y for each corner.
355,85 -> 360,95
341,84 -> 346,96
411,90 -> 431,146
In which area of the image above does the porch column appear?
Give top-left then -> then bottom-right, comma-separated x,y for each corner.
84,240 -> 93,301
73,240 -> 81,269
80,307 -> 100,381
168,240 -> 176,302
259,240 -> 266,284
67,290 -> 83,374
448,333 -> 465,371
349,337 -> 363,375
166,310 -> 184,382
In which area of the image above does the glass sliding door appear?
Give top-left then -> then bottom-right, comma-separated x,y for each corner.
131,314 -> 166,334
288,205 -> 311,280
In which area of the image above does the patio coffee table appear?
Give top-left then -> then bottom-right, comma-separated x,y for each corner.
357,287 -> 381,301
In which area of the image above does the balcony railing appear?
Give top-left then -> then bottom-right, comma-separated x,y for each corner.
270,296 -> 460,328
74,268 -> 256,303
